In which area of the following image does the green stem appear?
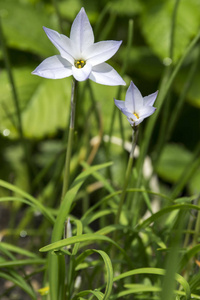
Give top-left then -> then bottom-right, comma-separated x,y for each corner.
114,127 -> 139,227
62,79 -> 77,200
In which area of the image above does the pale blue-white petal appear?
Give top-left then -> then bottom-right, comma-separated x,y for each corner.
32,55 -> 72,79
43,27 -> 74,64
85,40 -> 122,66
143,91 -> 158,106
89,63 -> 126,86
121,109 -> 138,121
125,81 -> 143,112
70,7 -> 94,55
114,99 -> 126,110
72,63 -> 92,81
139,106 -> 156,119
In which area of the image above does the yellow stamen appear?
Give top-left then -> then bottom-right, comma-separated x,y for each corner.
133,112 -> 139,119
74,59 -> 86,69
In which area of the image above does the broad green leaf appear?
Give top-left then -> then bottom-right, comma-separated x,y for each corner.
22,77 -> 71,138
0,0 -> 58,56
0,67 -> 71,138
109,0 -> 142,16
140,0 -> 200,62
174,67 -> 200,108
156,143 -> 191,183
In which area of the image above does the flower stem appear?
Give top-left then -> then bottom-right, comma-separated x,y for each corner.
61,79 -> 77,200
114,127 -> 139,227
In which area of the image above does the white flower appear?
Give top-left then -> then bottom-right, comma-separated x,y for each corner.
32,8 -> 125,86
114,81 -> 157,126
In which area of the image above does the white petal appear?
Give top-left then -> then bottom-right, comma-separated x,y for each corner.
85,40 -> 122,66
32,55 -> 72,79
89,63 -> 126,86
134,118 -> 144,126
125,81 -> 143,112
70,8 -> 94,54
43,27 -> 74,64
114,99 -> 126,110
122,109 -> 138,121
72,63 -> 92,81
139,106 -> 156,118
143,91 -> 158,106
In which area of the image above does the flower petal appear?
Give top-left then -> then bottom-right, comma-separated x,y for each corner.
143,91 -> 158,106
85,40 -> 122,66
139,106 -> 156,119
125,81 -> 143,112
32,55 -> 72,79
43,27 -> 74,64
89,63 -> 126,86
114,99 -> 126,110
121,109 -> 138,121
70,7 -> 94,55
72,63 -> 92,81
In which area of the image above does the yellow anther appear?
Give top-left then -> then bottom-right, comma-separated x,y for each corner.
74,59 -> 86,69
133,112 -> 139,119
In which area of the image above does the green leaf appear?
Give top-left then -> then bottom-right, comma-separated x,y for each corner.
174,67 -> 200,108
0,67 -> 71,138
0,242 -> 39,258
74,249 -> 113,300
0,271 -> 37,300
137,203 -> 200,230
40,233 -> 123,254
156,143 -> 192,183
108,0 -> 142,16
0,182 -> 55,224
0,258 -> 45,268
0,0 -> 58,56
113,268 -> 191,300
93,250 -> 113,300
140,0 -> 200,62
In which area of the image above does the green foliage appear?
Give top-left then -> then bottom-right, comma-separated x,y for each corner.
0,0 -> 200,300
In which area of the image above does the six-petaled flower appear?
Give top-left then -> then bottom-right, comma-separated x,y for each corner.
114,81 -> 158,127
32,7 -> 125,86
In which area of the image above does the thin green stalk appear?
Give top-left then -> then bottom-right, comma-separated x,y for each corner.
107,19 -> 134,181
114,127 -> 139,229
153,0 -> 180,162
62,79 -> 77,200
108,19 -> 134,146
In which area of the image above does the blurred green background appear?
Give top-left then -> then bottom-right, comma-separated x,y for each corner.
0,0 -> 200,199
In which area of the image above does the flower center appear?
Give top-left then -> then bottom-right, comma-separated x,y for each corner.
133,112 -> 139,119
74,59 -> 86,69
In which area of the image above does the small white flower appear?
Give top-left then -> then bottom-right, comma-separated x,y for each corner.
114,81 -> 158,126
32,8 -> 125,86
